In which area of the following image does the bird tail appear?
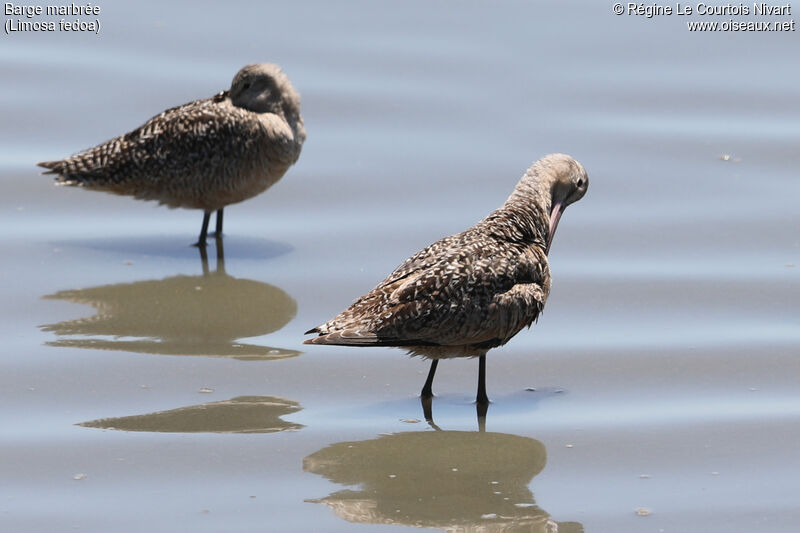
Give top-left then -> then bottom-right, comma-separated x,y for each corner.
303,329 -> 380,346
303,328 -> 439,347
37,160 -> 63,175
37,159 -> 91,187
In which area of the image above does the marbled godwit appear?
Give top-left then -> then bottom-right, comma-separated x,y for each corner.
304,154 -> 588,405
38,63 -> 305,246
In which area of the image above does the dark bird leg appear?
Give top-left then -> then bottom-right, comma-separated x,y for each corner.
421,359 -> 438,399
476,354 -> 489,405
421,360 -> 441,427
476,355 -> 489,431
214,208 -> 224,237
195,211 -> 211,247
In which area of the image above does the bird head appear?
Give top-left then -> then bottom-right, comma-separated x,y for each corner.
230,63 -> 301,118
539,154 -> 588,253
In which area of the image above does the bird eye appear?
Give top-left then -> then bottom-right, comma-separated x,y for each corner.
577,178 -> 585,188
241,81 -> 251,91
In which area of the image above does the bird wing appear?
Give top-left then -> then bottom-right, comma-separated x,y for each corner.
37,94 -> 266,191
306,231 -> 550,347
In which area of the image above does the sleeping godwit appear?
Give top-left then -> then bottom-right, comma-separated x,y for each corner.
304,153 -> 588,406
38,63 -> 305,246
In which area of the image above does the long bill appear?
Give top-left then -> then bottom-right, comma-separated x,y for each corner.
545,201 -> 565,255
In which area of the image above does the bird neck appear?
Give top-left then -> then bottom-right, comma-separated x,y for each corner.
286,113 -> 306,148
482,171 -> 551,247
267,92 -> 305,150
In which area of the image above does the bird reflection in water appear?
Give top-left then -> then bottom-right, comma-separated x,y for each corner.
79,395 -> 303,434
304,429 -> 583,532
40,237 -> 298,360
423,394 -> 489,431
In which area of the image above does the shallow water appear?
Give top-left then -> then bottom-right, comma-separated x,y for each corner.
2,1 -> 799,532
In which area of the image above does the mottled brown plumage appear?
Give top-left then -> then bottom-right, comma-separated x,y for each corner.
38,63 -> 305,245
304,153 -> 588,404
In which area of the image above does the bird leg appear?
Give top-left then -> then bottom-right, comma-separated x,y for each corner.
476,354 -> 489,405
214,208 -> 224,236
195,211 -> 212,247
421,359 -> 438,399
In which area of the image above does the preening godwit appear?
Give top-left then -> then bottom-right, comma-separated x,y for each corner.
304,154 -> 588,405
38,63 -> 305,246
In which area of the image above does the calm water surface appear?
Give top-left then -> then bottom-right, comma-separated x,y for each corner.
1,1 -> 799,532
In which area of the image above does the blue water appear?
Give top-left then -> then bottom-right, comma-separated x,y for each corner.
2,1 -> 799,532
